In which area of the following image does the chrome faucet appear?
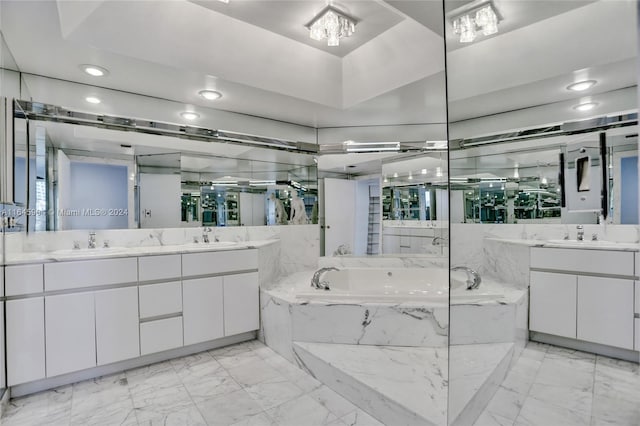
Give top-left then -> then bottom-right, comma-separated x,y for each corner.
88,232 -> 97,249
576,224 -> 584,241
451,266 -> 482,290
202,227 -> 212,243
310,267 -> 338,290
432,236 -> 447,246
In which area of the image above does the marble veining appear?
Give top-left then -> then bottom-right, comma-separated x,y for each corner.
474,342 -> 640,426
293,342 -> 448,426
0,339 -> 376,426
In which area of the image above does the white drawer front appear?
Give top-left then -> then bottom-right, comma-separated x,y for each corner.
635,281 -> 640,314
45,258 -> 138,291
140,317 -> 183,355
635,318 -> 640,351
531,248 -> 634,276
139,281 -> 182,319
5,264 -> 43,296
182,249 -> 257,277
139,254 -> 181,282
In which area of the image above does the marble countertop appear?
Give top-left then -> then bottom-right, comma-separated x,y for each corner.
2,239 -> 277,265
486,238 -> 638,252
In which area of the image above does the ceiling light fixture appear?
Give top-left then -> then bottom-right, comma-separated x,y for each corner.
306,5 -> 357,47
199,90 -> 223,100
567,80 -> 597,92
80,64 -> 109,77
573,102 -> 598,112
180,111 -> 200,120
450,0 -> 501,43
85,96 -> 101,104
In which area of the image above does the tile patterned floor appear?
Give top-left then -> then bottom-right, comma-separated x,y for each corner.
0,340 -> 384,426
474,342 -> 640,426
2,340 -> 638,426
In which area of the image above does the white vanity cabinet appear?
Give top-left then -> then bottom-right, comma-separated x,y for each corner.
45,292 -> 96,377
6,297 -> 45,385
5,264 -> 46,386
530,271 -> 577,338
530,247 -> 637,352
5,246 -> 262,391
635,280 -> 639,351
183,276 -> 224,345
577,276 -> 634,349
95,287 -> 140,365
224,272 -> 260,336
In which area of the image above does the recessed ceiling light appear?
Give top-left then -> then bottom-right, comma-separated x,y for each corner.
573,102 -> 598,112
85,96 -> 101,104
567,80 -> 597,92
180,111 -> 200,120
80,64 -> 109,77
199,90 -> 223,101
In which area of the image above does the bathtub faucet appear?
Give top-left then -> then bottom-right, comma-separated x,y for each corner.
432,236 -> 447,246
310,267 -> 338,290
451,266 -> 482,290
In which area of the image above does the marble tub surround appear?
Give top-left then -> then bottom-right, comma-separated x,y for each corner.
260,271 -> 449,351
318,254 -> 448,270
449,343 -> 515,426
474,342 -> 640,426
1,339 -> 378,426
293,342 -> 448,426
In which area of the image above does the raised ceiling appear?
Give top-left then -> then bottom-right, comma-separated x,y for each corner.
0,0 -> 636,131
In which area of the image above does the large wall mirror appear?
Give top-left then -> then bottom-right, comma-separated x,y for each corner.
13,110 -> 318,231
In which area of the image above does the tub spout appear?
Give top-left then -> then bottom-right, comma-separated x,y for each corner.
451,266 -> 481,290
311,267 -> 338,290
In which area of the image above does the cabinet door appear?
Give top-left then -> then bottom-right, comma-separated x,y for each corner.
7,298 -> 45,385
95,287 -> 140,365
46,293 -> 96,377
577,276 -> 634,349
183,277 -> 224,345
224,272 -> 259,336
530,271 -> 577,338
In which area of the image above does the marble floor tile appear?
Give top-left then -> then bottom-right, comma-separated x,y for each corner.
265,394 -> 338,426
195,389 -> 264,426
1,385 -> 73,426
514,395 -> 590,426
243,376 -> 305,410
229,412 -> 276,426
135,403 -> 207,426
226,358 -> 286,388
307,385 -> 358,418
338,409 -> 386,426
478,342 -> 640,426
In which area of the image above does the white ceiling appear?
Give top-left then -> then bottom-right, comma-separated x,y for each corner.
0,0 -> 636,135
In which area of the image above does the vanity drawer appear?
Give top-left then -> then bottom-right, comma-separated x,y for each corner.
140,316 -> 183,355
531,248 -> 634,276
182,249 -> 257,277
139,254 -> 181,282
635,319 -> 640,351
139,281 -> 182,319
635,281 -> 639,314
5,264 -> 43,296
45,258 -> 138,291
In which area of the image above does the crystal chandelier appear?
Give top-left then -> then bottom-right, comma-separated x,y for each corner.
451,0 -> 500,43
306,6 -> 357,47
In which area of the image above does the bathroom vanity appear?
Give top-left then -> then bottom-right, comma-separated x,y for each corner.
3,244 -> 263,395
529,243 -> 639,358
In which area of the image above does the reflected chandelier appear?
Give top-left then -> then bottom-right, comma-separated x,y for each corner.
450,0 -> 501,43
306,5 -> 357,47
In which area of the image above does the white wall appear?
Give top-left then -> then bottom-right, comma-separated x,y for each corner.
139,173 -> 181,229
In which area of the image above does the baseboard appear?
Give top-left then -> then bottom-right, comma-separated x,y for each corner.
530,332 -> 639,363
